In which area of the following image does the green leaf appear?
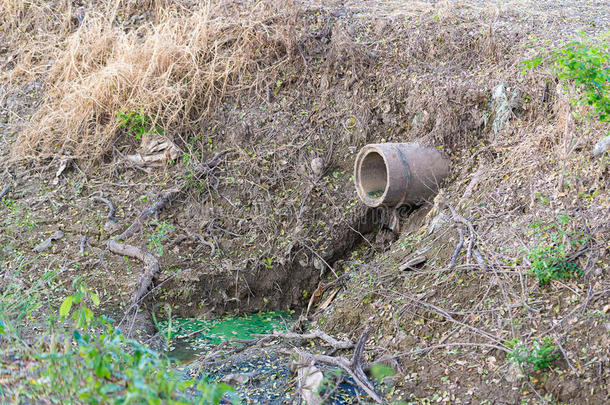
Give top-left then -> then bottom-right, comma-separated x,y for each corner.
370,363 -> 395,381
60,296 -> 73,318
90,292 -> 100,307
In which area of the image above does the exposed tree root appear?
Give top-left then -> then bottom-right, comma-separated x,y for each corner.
91,196 -> 116,221
103,150 -> 229,329
107,240 -> 160,305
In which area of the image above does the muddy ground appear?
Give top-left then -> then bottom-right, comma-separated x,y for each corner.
1,0 -> 609,403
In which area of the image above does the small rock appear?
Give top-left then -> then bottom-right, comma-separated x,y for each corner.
593,136 -> 610,155
221,372 -> 254,385
504,363 -> 524,383
310,157 -> 325,178
33,230 -> 64,253
297,360 -> 323,405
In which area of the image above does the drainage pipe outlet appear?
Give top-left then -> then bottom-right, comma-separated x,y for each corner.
354,143 -> 449,207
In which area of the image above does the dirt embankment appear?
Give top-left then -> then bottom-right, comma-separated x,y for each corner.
1,0 -> 609,402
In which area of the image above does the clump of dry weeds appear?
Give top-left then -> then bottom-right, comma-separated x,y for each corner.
9,0 -> 304,164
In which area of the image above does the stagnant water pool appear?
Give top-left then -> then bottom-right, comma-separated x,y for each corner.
158,312 -> 366,404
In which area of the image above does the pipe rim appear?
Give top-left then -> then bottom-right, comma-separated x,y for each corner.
354,145 -> 390,207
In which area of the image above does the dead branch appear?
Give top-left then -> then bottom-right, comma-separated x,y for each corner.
0,185 -> 10,199
91,196 -> 116,221
200,336 -> 274,366
252,329 -> 354,350
80,235 -> 88,255
296,326 -> 382,403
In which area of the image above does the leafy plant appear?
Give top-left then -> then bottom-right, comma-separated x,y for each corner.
526,215 -> 584,286
528,244 -> 582,286
147,220 -> 175,256
36,282 -> 233,403
59,277 -> 100,329
522,32 -> 609,130
116,110 -> 162,140
507,337 -> 559,371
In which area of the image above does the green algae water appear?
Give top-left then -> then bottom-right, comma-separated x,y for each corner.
160,311 -> 293,362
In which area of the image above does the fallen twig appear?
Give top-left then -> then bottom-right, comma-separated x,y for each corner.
0,185 -> 10,199
92,196 -> 116,221
80,235 -> 88,255
554,334 -> 576,372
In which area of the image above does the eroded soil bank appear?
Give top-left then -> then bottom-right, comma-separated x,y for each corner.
1,0 -> 609,403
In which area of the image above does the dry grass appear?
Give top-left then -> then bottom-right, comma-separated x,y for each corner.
8,0 -> 303,164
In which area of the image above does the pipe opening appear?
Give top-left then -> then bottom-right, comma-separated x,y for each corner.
359,151 -> 387,200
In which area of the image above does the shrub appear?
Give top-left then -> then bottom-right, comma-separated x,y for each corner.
0,276 -> 232,403
526,215 -> 584,286
507,337 -> 559,371
522,32 -> 609,136
528,244 -> 582,286
117,110 -> 162,140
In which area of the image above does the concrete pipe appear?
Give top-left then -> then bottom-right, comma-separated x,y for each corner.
354,143 -> 449,207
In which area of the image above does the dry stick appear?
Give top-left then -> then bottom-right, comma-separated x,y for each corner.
252,329 -> 354,350
297,326 -> 382,403
553,334 -> 576,372
107,150 -> 229,309
91,196 -> 116,220
0,185 -> 10,199
449,227 -> 465,269
80,235 -> 88,254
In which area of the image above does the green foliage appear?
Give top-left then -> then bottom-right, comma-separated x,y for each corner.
522,32 -> 609,126
370,364 -> 395,382
0,261 -> 51,339
527,244 -> 582,286
59,277 -> 100,329
526,215 -> 584,286
116,110 -> 162,140
35,322 -> 232,404
0,273 -> 232,403
262,256 -> 273,269
506,337 -> 559,371
147,220 -> 175,256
